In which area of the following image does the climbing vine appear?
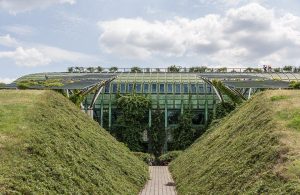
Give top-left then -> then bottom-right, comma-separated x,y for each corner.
172,110 -> 196,150
148,109 -> 166,157
112,94 -> 151,151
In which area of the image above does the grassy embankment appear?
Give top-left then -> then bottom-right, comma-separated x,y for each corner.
170,90 -> 300,194
0,90 -> 148,194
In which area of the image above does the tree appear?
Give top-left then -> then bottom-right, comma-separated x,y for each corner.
109,66 -> 118,72
131,66 -> 142,73
283,65 -> 293,72
148,109 -> 166,157
167,65 -> 181,73
172,110 -> 196,150
112,94 -> 151,151
189,66 -> 207,73
86,67 -> 95,73
67,67 -> 74,73
97,66 -> 104,72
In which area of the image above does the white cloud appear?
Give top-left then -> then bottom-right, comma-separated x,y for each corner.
0,34 -> 19,47
0,0 -> 76,14
0,77 -> 16,84
0,47 -> 51,67
0,34 -> 96,67
98,3 -> 300,66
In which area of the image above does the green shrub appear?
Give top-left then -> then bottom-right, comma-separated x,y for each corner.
158,151 -> 183,165
168,65 -> 181,72
189,66 -> 207,73
290,81 -> 300,89
133,152 -> 155,165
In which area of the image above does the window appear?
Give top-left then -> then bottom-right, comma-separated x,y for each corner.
120,83 -> 126,93
167,83 -> 173,93
136,83 -> 142,93
175,83 -> 181,94
105,84 -> 110,93
112,83 -> 118,93
159,83 -> 165,93
199,84 -> 204,93
207,85 -> 212,93
152,83 -> 157,93
191,84 -> 196,93
183,83 -> 189,93
128,83 -> 133,93
144,83 -> 149,93
168,110 -> 181,125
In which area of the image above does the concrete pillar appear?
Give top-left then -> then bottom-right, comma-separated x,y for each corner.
87,108 -> 94,118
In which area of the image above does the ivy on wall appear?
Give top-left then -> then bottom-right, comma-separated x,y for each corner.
148,109 -> 166,157
112,94 -> 151,151
172,110 -> 196,150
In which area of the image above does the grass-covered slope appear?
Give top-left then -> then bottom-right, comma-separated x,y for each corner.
170,90 -> 300,194
0,90 -> 148,194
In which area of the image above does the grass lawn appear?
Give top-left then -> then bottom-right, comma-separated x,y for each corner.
170,90 -> 300,194
0,90 -> 148,194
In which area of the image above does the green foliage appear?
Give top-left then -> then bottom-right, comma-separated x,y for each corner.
214,102 -> 236,119
133,152 -> 155,165
170,91 -> 300,194
216,67 -> 227,72
96,66 -> 104,72
253,68 -> 263,73
167,65 -> 181,72
189,66 -> 207,73
17,79 -> 63,89
148,109 -> 166,157
130,66 -> 142,73
109,66 -> 118,72
0,82 -> 5,87
270,95 -> 288,101
112,94 -> 151,151
86,67 -> 96,73
158,151 -> 182,165
172,110 -> 196,150
212,79 -> 244,104
274,68 -> 281,72
283,65 -> 293,72
67,67 -> 74,73
290,81 -> 300,89
244,67 -> 254,72
0,90 -> 148,194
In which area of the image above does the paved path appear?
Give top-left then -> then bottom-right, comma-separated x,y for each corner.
139,166 -> 177,195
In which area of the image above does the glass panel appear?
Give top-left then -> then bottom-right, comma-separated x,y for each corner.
199,84 -> 204,93
159,83 -> 165,93
191,84 -> 196,93
105,84 -> 110,93
207,85 -> 212,93
167,83 -> 173,93
152,83 -> 157,93
144,83 -> 149,93
175,83 -> 181,94
136,83 -> 141,93
168,109 -> 181,125
112,83 -> 118,93
120,83 -> 126,93
183,84 -> 189,93
128,83 -> 133,93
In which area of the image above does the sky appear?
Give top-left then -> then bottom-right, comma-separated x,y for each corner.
1,0 -> 300,83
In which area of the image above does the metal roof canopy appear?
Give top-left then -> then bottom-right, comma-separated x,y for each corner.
199,73 -> 266,80
1,73 -> 117,90
223,80 -> 291,89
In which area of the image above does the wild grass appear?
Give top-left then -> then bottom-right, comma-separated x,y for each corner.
170,90 -> 300,194
0,90 -> 148,194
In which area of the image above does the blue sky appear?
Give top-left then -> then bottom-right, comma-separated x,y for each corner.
1,0 -> 300,82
